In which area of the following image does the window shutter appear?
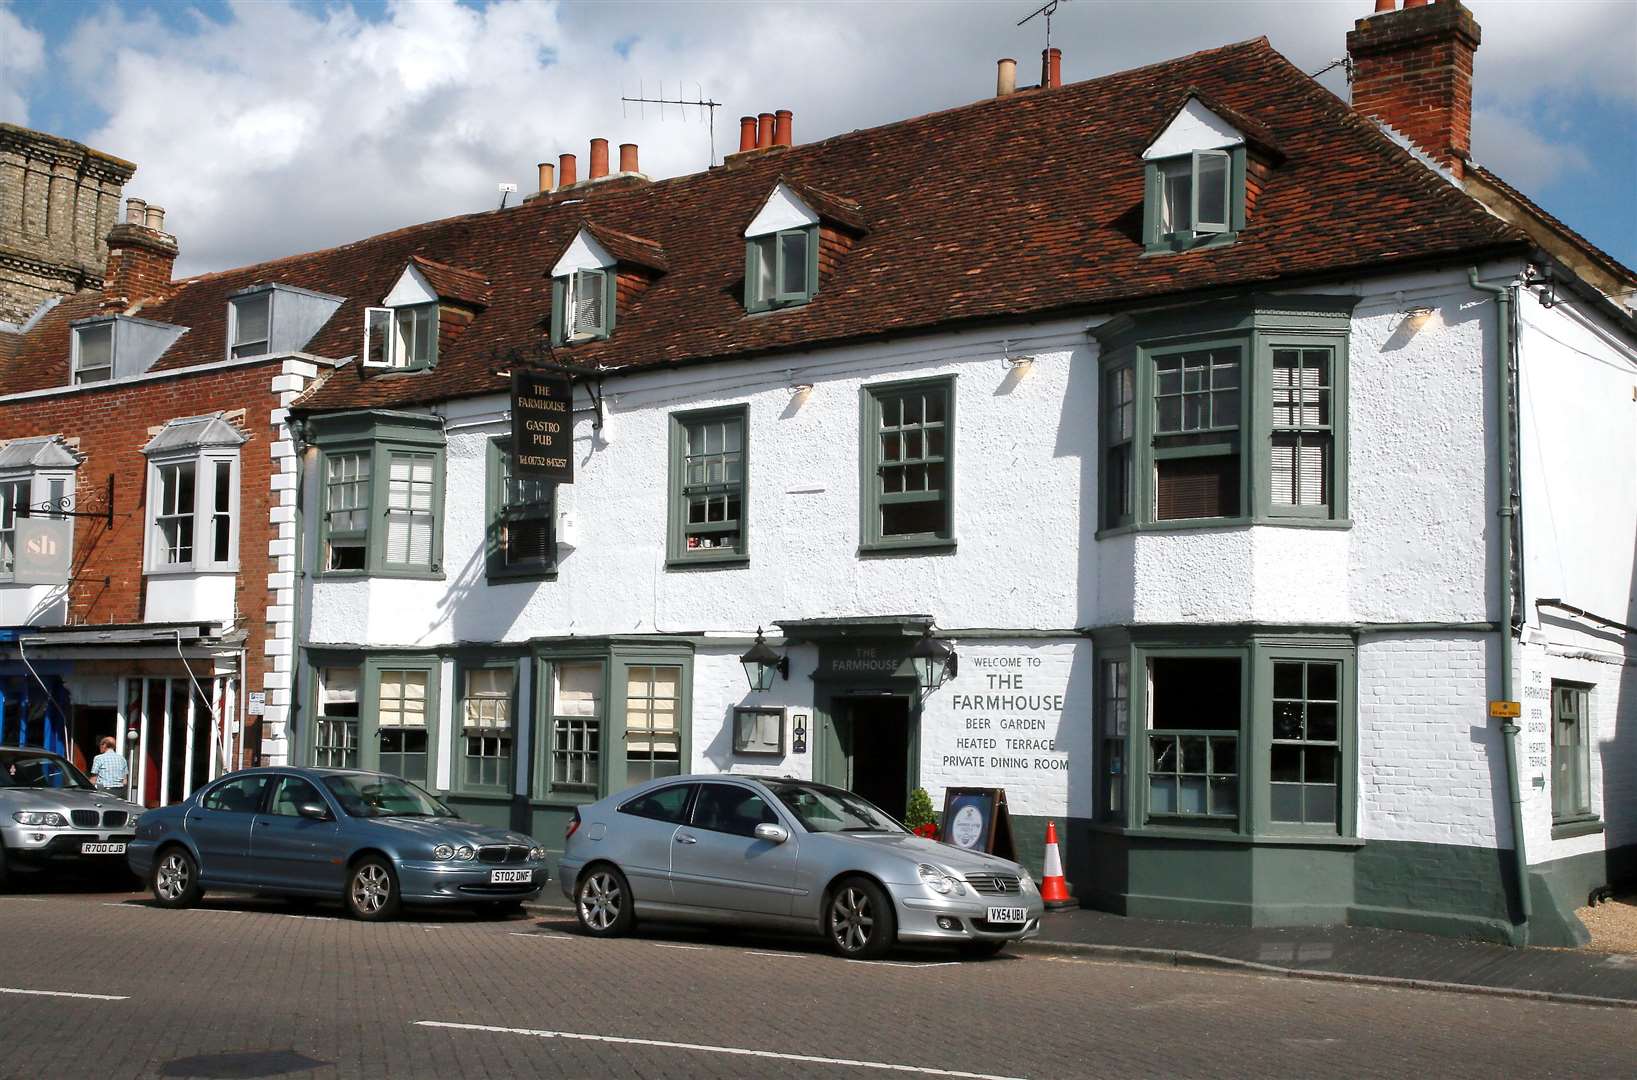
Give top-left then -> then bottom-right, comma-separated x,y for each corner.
1193,150 -> 1230,234
1155,456 -> 1238,520
550,278 -> 566,345
363,308 -> 392,367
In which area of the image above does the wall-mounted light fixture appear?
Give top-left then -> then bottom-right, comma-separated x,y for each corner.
739,626 -> 789,693
1001,338 -> 1035,371
910,626 -> 958,695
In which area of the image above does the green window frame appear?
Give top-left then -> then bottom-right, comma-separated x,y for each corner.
531,644 -> 693,804
667,406 -> 748,566
1095,296 -> 1353,533
310,412 -> 445,579
393,302 -> 439,370
859,375 -> 955,553
455,660 -> 517,796
551,268 -> 614,344
1143,147 -> 1245,253
745,225 -> 818,313
303,654 -> 441,784
1551,682 -> 1595,826
485,438 -> 556,582
1096,633 -> 1356,841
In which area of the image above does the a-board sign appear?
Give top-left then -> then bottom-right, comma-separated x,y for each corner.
510,371 -> 574,482
939,786 -> 1017,860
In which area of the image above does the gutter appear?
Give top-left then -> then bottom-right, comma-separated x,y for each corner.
1469,267 -> 1531,940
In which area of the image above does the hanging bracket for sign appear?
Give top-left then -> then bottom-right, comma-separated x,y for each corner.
488,341 -> 605,431
14,473 -> 115,528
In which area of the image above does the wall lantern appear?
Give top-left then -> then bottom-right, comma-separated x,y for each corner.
911,626 -> 958,695
739,627 -> 789,693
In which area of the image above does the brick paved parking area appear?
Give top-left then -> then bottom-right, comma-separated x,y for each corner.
0,888 -> 1631,1080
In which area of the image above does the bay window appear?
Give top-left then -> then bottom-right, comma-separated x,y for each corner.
310,412 -> 444,578
1095,296 -> 1353,530
145,451 -> 239,573
623,665 -> 682,787
0,479 -> 27,577
306,656 -> 439,781
547,660 -> 604,795
376,667 -> 430,784
313,666 -> 361,768
459,665 -> 515,793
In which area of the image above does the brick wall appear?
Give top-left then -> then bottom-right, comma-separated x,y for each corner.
0,359 -> 290,760
1346,1 -> 1480,176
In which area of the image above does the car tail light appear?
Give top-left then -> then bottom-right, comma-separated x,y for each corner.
565,810 -> 581,840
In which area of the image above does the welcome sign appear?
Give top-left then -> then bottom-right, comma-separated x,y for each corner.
510,370 -> 574,483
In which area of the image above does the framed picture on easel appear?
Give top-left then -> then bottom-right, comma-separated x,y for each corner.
938,787 -> 1017,860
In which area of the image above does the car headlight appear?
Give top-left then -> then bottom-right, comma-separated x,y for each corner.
528,847 -> 545,862
917,863 -> 966,896
433,844 -> 455,861
1018,867 -> 1037,892
454,845 -> 476,861
12,811 -> 67,827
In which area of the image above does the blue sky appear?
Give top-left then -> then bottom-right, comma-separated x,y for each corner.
2,0 -> 1632,276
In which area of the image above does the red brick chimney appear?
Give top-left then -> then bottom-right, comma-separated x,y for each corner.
1347,0 -> 1480,177
101,201 -> 177,310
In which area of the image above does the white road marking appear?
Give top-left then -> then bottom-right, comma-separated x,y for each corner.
846,959 -> 960,969
415,1020 -> 1031,1079
0,897 -> 49,902
651,942 -> 706,951
0,987 -> 128,1002
506,932 -> 572,939
748,950 -> 801,959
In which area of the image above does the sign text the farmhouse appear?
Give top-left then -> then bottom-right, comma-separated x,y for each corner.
510,371 -> 574,483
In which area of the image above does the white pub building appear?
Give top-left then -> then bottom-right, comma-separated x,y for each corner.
262,3 -> 1636,944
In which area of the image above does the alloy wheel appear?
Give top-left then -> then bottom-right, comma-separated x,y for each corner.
829,886 -> 874,953
351,864 -> 391,915
156,853 -> 190,902
579,871 -> 622,931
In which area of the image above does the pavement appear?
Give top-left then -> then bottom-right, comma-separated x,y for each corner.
532,891 -> 1637,1007
2,884 -> 1633,1080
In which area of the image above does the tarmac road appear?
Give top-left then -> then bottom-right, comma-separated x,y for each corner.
0,885 -> 1630,1079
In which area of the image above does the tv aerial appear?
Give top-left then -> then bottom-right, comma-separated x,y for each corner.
1018,0 -> 1072,51
619,80 -> 723,167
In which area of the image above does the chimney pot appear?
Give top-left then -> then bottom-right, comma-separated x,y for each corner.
1374,0 -> 1395,10
144,205 -> 166,232
1403,0 -> 1428,7
1041,46 -> 1062,90
558,153 -> 577,188
738,116 -> 757,152
757,112 -> 775,150
537,162 -> 554,193
619,142 -> 639,173
773,110 -> 793,147
589,138 -> 610,179
125,197 -> 147,226
996,58 -> 1017,97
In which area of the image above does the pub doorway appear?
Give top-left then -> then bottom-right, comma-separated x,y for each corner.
838,696 -> 915,821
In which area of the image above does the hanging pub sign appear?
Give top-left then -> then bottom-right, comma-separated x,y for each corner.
939,786 -> 1018,860
510,370 -> 575,483
12,518 -> 72,586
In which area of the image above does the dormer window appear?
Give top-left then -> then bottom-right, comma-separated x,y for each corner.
73,322 -> 113,384
365,264 -> 449,370
549,230 -> 619,345
229,293 -> 271,358
562,269 -> 609,340
744,183 -> 822,313
1141,94 -> 1264,253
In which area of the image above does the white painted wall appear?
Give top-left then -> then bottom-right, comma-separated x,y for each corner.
144,572 -> 236,624
745,183 -> 819,237
0,583 -> 67,625
1142,98 -> 1246,160
1514,288 -> 1637,862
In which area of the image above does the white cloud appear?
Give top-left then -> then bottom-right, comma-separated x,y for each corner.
21,0 -> 1633,275
0,1 -> 45,125
1471,106 -> 1594,190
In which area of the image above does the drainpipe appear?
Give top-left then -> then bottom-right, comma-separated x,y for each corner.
1469,267 -> 1530,940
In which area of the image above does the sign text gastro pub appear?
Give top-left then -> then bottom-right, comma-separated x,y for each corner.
511,371 -> 574,483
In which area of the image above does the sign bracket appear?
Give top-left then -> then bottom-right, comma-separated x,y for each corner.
15,473 -> 114,528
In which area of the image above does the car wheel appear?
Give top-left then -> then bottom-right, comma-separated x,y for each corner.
575,864 -> 634,937
827,876 -> 896,960
151,847 -> 203,909
345,857 -> 401,921
958,939 -> 1008,959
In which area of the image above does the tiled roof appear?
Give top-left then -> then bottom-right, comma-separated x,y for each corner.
578,224 -> 669,274
408,256 -> 493,308
1465,162 -> 1636,289
1,38 -> 1526,412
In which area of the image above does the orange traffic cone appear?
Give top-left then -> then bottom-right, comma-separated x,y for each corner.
1039,821 -> 1074,909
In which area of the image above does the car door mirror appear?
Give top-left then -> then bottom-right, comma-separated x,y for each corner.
753,823 -> 789,844
296,801 -> 331,821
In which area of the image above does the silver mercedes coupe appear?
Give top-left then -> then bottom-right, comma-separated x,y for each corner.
559,775 -> 1044,958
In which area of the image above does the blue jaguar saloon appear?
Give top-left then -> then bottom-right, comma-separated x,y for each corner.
128,767 -> 547,920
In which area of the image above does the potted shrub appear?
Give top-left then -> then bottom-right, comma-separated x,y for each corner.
905,787 -> 939,840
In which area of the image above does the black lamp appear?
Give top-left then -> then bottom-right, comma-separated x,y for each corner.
739,627 -> 789,693
910,626 -> 957,695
